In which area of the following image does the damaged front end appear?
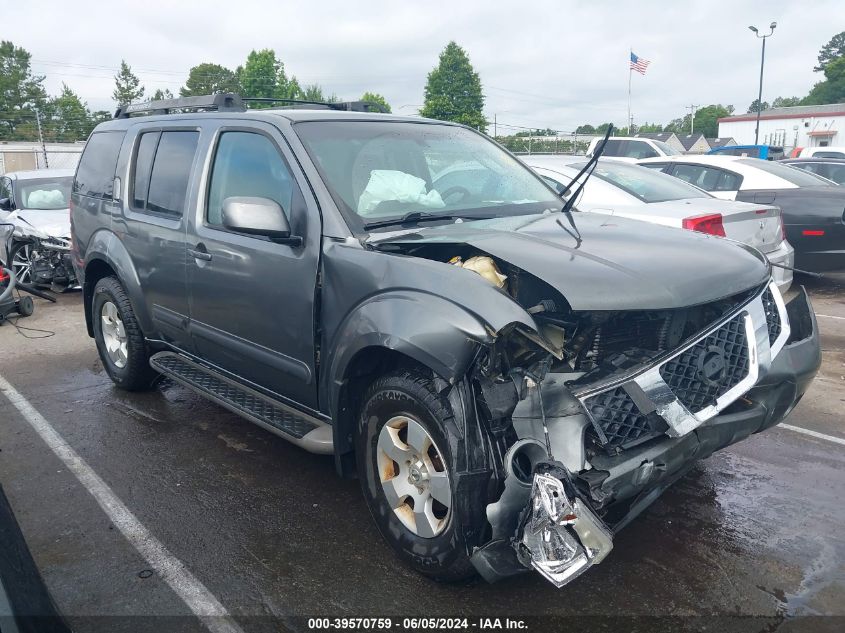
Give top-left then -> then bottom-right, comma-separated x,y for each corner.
368,232 -> 820,589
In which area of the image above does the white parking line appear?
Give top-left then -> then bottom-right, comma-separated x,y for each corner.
0,373 -> 245,633
816,314 -> 845,321
780,423 -> 845,447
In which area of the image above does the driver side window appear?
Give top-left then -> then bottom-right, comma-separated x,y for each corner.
207,131 -> 294,226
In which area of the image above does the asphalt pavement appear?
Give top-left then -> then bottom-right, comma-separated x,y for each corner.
0,275 -> 843,633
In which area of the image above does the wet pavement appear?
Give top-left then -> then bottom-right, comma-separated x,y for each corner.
0,275 -> 843,633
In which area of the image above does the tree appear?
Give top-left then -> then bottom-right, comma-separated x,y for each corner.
151,88 -> 174,100
772,96 -> 801,108
46,84 -> 94,142
180,63 -> 240,96
747,99 -> 770,113
803,57 -> 845,105
360,92 -> 391,112
815,31 -> 845,72
692,104 -> 732,138
575,124 -> 595,134
113,60 -> 144,105
637,122 -> 664,133
0,40 -> 49,140
420,42 -> 486,131
664,116 -> 690,134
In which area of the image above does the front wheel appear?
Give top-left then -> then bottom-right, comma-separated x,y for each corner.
356,370 -> 485,581
9,241 -> 38,285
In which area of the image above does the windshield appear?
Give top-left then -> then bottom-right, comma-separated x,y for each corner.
738,158 -> 835,187
15,176 -> 73,210
294,121 -> 561,230
571,160 -> 710,202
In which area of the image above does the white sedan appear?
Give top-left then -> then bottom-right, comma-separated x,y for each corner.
524,156 -> 794,292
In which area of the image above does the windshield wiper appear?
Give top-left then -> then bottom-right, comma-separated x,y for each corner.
559,124 -> 613,215
363,211 -> 489,231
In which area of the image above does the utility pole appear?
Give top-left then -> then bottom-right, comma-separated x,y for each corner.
687,104 -> 698,133
34,108 -> 49,168
749,22 -> 777,145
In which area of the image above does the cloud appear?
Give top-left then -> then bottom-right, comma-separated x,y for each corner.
7,0 -> 841,130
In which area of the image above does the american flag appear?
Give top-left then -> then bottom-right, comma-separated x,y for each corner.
630,52 -> 650,75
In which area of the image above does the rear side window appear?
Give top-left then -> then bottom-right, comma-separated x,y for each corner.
814,151 -> 845,159
599,140 -> 658,159
74,131 -> 125,199
131,130 -> 199,218
672,164 -> 742,191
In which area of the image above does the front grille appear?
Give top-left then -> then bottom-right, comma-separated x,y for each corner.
584,386 -> 661,451
659,313 -> 749,413
762,287 -> 782,345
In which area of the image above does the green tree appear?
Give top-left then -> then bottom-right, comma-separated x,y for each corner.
237,49 -> 278,104
420,42 -> 486,131
360,92 -> 391,112
180,63 -> 240,96
637,122 -> 664,133
45,84 -> 94,141
803,57 -> 845,105
747,99 -> 770,113
664,116 -> 690,134
772,96 -> 801,108
151,88 -> 174,100
692,104 -> 732,137
595,122 -> 614,134
0,40 -> 49,140
575,124 -> 595,134
113,60 -> 145,105
814,31 -> 845,72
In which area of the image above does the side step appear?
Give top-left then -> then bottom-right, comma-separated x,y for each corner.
150,351 -> 333,454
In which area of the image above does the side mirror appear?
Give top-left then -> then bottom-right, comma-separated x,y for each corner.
0,198 -> 12,211
222,197 -> 301,246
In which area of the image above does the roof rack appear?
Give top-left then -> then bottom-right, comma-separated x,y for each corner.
114,93 -> 245,118
242,97 -> 389,113
114,93 -> 389,119
114,93 -> 387,119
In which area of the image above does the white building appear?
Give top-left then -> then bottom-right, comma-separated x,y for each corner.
717,103 -> 845,152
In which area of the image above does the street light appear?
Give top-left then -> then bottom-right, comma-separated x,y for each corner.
749,21 -> 777,145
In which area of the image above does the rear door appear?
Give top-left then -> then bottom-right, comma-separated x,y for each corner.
116,123 -> 201,349
187,121 -> 320,409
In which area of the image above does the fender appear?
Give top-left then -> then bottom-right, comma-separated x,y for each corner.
82,229 -> 151,337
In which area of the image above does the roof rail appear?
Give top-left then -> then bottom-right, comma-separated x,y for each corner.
113,93 -> 246,119
242,97 -> 389,114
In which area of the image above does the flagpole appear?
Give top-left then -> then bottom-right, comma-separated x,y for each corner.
627,48 -> 632,133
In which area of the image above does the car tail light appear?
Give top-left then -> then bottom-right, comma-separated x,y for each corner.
802,230 -> 825,236
682,213 -> 726,237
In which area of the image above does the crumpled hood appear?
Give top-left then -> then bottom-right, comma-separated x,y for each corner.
11,209 -> 71,239
369,213 -> 770,311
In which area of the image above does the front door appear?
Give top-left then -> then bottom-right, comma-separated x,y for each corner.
187,123 -> 320,409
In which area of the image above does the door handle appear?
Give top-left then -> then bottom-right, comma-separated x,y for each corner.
188,245 -> 212,262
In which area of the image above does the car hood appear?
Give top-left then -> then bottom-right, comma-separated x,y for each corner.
11,208 -> 71,238
368,213 -> 770,311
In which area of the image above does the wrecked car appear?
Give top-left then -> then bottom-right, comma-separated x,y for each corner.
70,93 -> 821,588
0,169 -> 78,290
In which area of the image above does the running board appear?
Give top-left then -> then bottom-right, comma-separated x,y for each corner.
150,351 -> 333,455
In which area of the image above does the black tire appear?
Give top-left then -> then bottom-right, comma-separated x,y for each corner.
356,369 -> 485,582
9,241 -> 37,286
92,276 -> 157,391
17,296 -> 34,317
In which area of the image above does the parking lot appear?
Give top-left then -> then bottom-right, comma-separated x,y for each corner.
0,274 -> 841,632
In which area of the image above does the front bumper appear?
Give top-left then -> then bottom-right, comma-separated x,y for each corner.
471,286 -> 821,586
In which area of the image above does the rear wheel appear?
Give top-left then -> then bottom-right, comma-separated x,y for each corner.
356,369 -> 486,581
92,276 -> 157,391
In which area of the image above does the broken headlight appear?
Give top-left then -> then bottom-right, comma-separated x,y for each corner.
519,471 -> 613,587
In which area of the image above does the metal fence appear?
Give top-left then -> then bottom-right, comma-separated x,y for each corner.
0,147 -> 84,175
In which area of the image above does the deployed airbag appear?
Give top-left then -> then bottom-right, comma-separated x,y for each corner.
357,170 -> 445,216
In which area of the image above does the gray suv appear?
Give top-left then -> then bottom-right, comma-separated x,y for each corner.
71,94 -> 821,588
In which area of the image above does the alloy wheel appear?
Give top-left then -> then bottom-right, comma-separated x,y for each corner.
377,415 -> 451,538
100,301 -> 129,369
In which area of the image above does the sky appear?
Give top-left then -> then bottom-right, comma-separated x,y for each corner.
7,0 -> 842,135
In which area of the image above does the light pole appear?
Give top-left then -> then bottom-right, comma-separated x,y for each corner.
749,22 -> 777,145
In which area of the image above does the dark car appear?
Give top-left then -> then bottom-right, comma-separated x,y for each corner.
781,157 -> 845,185
70,94 -> 820,588
639,154 -> 845,272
